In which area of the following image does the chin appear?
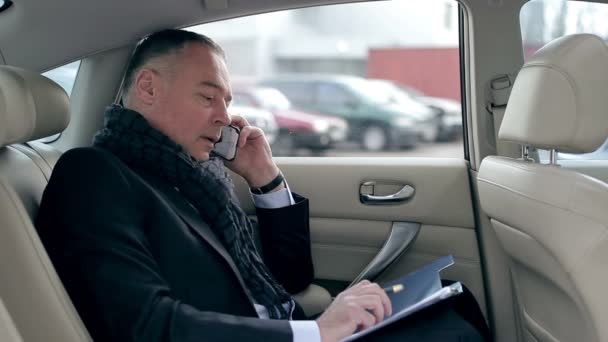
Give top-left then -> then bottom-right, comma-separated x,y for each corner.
186,141 -> 212,161
194,151 -> 211,161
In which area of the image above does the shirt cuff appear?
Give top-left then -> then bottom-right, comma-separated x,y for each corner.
289,320 -> 321,342
251,182 -> 295,209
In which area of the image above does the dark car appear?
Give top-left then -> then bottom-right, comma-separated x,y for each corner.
418,96 -> 463,142
260,75 -> 435,151
372,80 -> 463,142
232,86 -> 348,154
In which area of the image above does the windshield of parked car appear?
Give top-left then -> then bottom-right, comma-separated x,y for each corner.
368,80 -> 418,104
353,79 -> 432,114
345,78 -> 400,105
253,88 -> 292,111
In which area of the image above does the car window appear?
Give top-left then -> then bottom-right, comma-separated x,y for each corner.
188,0 -> 463,157
42,61 -> 80,97
36,60 -> 80,143
253,88 -> 291,111
232,92 -> 257,107
521,0 -> 608,161
317,83 -> 353,106
269,81 -> 315,105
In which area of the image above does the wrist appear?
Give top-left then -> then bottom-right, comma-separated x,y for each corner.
249,169 -> 286,194
316,320 -> 336,342
246,164 -> 280,188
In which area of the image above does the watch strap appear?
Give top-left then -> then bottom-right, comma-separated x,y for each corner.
250,172 -> 285,194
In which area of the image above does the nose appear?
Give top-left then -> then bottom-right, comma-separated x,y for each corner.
214,100 -> 231,126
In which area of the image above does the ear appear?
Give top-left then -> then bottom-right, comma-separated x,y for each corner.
133,68 -> 160,105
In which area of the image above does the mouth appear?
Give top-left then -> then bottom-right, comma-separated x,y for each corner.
202,136 -> 220,144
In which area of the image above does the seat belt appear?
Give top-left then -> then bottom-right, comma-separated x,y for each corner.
11,141 -> 62,181
24,141 -> 58,171
10,144 -> 53,181
487,74 -> 520,157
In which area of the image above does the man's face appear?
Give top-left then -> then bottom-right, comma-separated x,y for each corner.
147,43 -> 232,161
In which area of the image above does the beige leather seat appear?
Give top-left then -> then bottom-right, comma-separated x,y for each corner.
0,298 -> 23,342
478,34 -> 608,342
0,66 -> 91,341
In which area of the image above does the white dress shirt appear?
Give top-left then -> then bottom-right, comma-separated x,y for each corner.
251,184 -> 321,342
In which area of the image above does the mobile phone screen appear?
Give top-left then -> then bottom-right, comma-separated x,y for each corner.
212,125 -> 240,161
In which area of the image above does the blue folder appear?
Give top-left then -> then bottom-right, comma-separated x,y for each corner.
341,255 -> 462,341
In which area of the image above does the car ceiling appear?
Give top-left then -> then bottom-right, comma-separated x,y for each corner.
2,0 -> 606,72
0,0 -> 373,72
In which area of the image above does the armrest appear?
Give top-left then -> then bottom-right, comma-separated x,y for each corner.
292,284 -> 332,318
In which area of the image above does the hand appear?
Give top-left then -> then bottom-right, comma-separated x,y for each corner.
316,280 -> 392,342
224,115 -> 281,188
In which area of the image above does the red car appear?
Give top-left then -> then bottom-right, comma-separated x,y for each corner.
232,87 -> 348,154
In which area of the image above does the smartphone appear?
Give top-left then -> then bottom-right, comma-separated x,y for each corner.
211,125 -> 240,161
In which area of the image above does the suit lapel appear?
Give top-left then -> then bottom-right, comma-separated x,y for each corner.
137,172 -> 254,306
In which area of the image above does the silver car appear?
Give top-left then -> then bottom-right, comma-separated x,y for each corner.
229,104 -> 279,145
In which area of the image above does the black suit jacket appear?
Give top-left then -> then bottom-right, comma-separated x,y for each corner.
35,147 -> 314,342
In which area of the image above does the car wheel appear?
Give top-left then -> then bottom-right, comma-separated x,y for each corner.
422,124 -> 439,142
361,125 -> 388,151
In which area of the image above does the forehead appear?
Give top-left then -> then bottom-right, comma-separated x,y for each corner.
177,43 -> 230,91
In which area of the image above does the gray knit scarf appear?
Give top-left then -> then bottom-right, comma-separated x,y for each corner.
93,104 -> 292,319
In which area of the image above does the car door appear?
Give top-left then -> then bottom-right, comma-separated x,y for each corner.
201,0 -> 487,315
233,156 -> 483,303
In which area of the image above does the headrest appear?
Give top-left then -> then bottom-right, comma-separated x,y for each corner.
0,66 -> 70,147
499,34 -> 608,153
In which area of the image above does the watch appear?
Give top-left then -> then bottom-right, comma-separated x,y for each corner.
250,172 -> 285,194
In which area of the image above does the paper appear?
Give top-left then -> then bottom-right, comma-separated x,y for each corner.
340,255 -> 462,342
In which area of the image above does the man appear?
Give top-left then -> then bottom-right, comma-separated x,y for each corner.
36,29 -> 487,342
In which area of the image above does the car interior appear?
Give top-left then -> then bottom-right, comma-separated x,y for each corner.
1,0 -> 607,341
0,297 -> 22,342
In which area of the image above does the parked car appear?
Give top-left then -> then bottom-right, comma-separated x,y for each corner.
260,74 -> 436,151
229,104 -> 278,145
232,86 -> 348,154
419,96 -> 463,142
369,79 -> 463,142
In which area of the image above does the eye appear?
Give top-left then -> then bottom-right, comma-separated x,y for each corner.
198,93 -> 213,104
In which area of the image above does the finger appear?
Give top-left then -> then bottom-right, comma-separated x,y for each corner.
366,283 -> 392,317
336,279 -> 371,299
354,308 -> 377,331
381,289 -> 392,316
349,283 -> 392,317
347,282 -> 381,296
348,294 -> 385,323
349,280 -> 371,290
229,114 -> 249,129
237,126 -> 264,148
368,283 -> 392,316
340,281 -> 370,298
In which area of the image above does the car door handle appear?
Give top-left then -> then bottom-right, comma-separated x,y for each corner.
359,181 -> 415,205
